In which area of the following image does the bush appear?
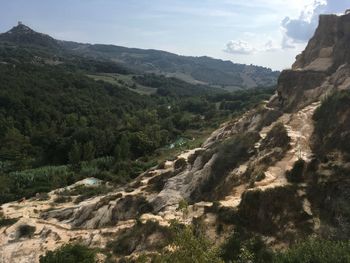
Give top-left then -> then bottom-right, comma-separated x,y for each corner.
286,159 -> 306,183
261,122 -> 290,150
237,186 -> 311,235
201,132 -> 259,196
0,165 -> 74,204
313,90 -> 350,157
17,224 -> 36,238
39,244 -> 97,263
273,238 -> 350,263
221,228 -> 273,263
154,223 -> 223,263
174,158 -> 187,170
213,133 -> 259,176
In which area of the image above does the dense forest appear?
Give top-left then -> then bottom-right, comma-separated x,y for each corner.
0,41 -> 274,204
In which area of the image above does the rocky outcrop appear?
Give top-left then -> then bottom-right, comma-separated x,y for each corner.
292,15 -> 339,71
273,13 -> 350,112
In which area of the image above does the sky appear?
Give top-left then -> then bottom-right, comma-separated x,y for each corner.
0,0 -> 349,70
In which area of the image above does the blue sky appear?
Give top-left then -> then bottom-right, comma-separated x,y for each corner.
0,0 -> 348,70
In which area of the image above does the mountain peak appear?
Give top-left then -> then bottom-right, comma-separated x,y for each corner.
0,23 -> 60,49
7,22 -> 36,34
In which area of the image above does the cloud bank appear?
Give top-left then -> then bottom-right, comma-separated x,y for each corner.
225,0 -> 349,56
281,0 -> 349,45
224,40 -> 254,54
224,39 -> 279,55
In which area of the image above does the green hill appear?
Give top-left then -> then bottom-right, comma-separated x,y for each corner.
0,23 -> 279,89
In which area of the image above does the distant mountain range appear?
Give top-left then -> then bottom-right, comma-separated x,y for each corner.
0,23 -> 279,89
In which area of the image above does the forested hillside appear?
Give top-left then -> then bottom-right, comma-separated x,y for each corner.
0,32 -> 274,204
65,43 -> 279,88
0,23 -> 279,89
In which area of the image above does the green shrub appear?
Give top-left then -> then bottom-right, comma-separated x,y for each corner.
221,229 -> 273,263
286,159 -> 306,183
80,164 -> 100,178
313,90 -> 350,157
39,244 -> 97,263
89,157 -> 114,171
273,238 -> 350,263
237,186 -> 311,235
17,224 -> 36,238
261,122 -> 290,150
174,158 -> 187,170
201,132 -> 259,196
255,172 -> 266,182
154,223 -> 223,263
0,165 -> 75,204
213,133 -> 259,175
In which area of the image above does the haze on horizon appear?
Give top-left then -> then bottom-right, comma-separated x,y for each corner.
0,0 -> 348,70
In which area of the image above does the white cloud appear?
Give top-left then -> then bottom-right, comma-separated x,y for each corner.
224,38 -> 280,55
224,40 -> 255,54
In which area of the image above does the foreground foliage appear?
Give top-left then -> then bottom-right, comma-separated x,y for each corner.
154,223 -> 223,263
222,232 -> 350,263
274,238 -> 350,263
313,90 -> 350,159
39,244 -> 97,263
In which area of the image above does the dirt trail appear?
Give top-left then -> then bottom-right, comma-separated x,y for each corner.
220,101 -> 320,207
255,101 -> 320,190
220,184 -> 247,207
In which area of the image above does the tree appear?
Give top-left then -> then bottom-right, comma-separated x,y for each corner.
119,135 -> 130,160
82,141 -> 95,161
68,141 -> 81,167
0,128 -> 32,171
114,144 -> 121,161
130,131 -> 155,157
